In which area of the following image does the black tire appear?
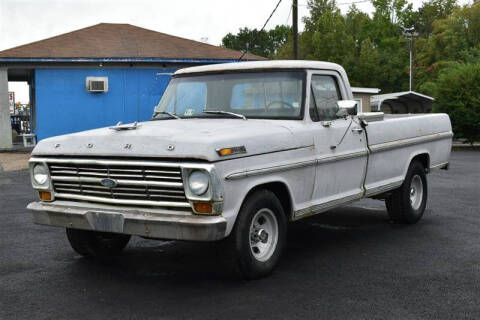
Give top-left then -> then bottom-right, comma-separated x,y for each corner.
230,189 -> 287,280
66,228 -> 131,257
386,160 -> 428,224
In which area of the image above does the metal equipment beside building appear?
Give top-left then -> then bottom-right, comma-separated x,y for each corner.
371,91 -> 434,114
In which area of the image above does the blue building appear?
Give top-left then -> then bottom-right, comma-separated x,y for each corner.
0,23 -> 262,147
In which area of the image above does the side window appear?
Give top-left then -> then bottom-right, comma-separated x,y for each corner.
310,75 -> 341,121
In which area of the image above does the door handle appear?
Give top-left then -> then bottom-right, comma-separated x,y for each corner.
321,121 -> 332,127
351,128 -> 363,134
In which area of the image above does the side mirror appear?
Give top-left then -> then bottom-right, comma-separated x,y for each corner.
336,100 -> 358,117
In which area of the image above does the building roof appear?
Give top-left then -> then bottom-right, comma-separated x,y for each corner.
0,23 -> 263,63
351,87 -> 381,94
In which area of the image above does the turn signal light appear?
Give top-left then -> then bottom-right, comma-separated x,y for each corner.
38,191 -> 52,201
216,146 -> 246,157
218,148 -> 233,156
193,202 -> 213,214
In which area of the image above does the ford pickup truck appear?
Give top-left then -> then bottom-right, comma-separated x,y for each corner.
27,61 -> 452,279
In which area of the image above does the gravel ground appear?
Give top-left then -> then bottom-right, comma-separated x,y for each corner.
0,152 -> 30,172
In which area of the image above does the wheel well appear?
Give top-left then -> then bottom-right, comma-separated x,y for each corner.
244,182 -> 293,220
411,153 -> 430,172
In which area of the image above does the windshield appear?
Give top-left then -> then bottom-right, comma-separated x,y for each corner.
153,71 -> 305,120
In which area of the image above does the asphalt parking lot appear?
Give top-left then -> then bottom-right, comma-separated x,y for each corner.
0,151 -> 478,319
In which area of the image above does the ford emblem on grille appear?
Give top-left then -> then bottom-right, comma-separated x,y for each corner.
100,178 -> 118,188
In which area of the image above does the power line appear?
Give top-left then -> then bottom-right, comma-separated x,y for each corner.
285,4 -> 293,25
239,0 -> 284,60
297,0 -> 370,6
337,0 -> 370,6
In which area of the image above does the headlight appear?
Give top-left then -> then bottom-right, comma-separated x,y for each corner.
33,164 -> 48,185
188,170 -> 209,196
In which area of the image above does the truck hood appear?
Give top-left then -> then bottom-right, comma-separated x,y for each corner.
32,119 -> 314,162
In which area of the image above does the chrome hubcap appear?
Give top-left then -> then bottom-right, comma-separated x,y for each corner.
410,174 -> 423,210
249,208 -> 278,262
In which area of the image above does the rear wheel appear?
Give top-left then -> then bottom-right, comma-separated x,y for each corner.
66,228 -> 131,257
230,189 -> 287,279
386,160 -> 428,224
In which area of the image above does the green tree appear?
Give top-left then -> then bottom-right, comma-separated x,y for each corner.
307,2 -> 355,62
412,0 -> 458,37
370,0 -> 414,41
344,4 -> 371,50
416,3 -> 480,90
372,0 -> 414,25
425,63 -> 480,144
281,0 -> 356,63
344,39 -> 382,88
291,0 -> 410,92
221,25 -> 291,58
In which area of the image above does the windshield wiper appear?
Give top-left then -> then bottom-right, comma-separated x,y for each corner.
202,110 -> 247,120
152,111 -> 181,120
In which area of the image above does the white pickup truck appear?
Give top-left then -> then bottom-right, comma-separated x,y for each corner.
27,61 -> 452,279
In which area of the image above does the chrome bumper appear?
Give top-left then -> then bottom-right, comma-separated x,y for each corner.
27,201 -> 227,241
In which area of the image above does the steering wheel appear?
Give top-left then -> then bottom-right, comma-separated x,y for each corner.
266,100 -> 294,110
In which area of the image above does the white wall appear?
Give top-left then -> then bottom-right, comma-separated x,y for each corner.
0,69 -> 13,149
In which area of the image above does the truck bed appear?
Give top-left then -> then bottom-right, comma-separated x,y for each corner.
364,113 -> 452,146
362,113 -> 453,196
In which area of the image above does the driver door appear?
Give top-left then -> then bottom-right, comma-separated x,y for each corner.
307,72 -> 368,213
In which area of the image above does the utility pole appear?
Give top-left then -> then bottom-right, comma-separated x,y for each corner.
293,0 -> 299,59
403,27 -> 418,92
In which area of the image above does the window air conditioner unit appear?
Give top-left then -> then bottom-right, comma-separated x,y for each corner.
86,77 -> 108,93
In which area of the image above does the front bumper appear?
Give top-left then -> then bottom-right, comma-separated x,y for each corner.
27,201 -> 227,241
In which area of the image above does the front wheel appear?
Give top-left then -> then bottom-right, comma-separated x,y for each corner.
66,228 -> 131,257
386,160 -> 428,224
230,190 -> 287,279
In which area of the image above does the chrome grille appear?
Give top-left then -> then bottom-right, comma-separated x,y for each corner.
46,159 -> 190,208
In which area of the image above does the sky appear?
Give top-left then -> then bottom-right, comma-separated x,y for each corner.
1,0 -> 471,103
